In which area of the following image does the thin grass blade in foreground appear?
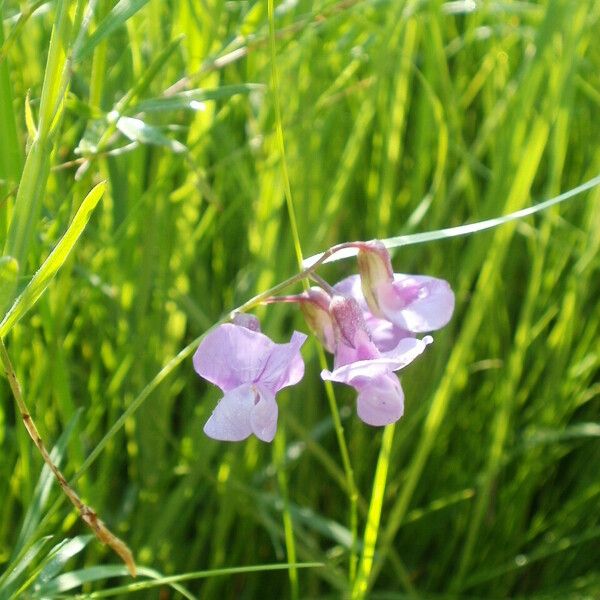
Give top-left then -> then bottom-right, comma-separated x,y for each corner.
302,172 -> 600,268
36,562 -> 323,599
3,0 -> 76,274
0,182 -> 106,336
74,0 -> 152,61
351,424 -> 396,599
267,0 -> 305,593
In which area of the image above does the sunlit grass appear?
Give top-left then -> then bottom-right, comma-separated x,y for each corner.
1,0 -> 599,598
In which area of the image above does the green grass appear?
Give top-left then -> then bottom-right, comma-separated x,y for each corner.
1,0 -> 600,598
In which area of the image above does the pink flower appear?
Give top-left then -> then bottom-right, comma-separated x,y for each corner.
334,274 -> 413,353
193,322 -> 307,442
321,296 -> 432,426
356,241 -> 455,333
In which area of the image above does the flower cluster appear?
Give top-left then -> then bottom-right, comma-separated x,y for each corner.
194,241 -> 454,441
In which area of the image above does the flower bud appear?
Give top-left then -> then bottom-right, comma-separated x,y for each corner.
299,288 -> 336,352
356,240 -> 393,316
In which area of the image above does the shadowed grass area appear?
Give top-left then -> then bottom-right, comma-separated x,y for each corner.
1,0 -> 599,597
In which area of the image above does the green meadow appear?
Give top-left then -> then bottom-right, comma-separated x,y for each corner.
1,0 -> 599,597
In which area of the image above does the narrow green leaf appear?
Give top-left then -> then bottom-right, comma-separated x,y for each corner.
0,182 -> 105,337
522,423 -> 600,448
352,424 -> 396,599
38,563 -> 323,598
0,536 -> 53,600
4,136 -> 52,273
33,535 -> 92,587
35,565 -> 145,595
0,255 -> 18,314
302,173 -> 600,267
14,536 -> 104,599
34,565 -> 196,598
35,0 -> 71,135
0,4 -> 23,184
116,116 -> 186,153
74,0 -> 151,61
65,92 -> 105,120
133,84 -> 265,113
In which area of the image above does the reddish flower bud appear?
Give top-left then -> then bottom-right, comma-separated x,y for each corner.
299,288 -> 336,353
356,240 -> 394,316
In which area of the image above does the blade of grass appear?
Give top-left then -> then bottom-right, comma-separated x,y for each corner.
74,0 -> 151,61
3,0 -> 79,293
0,182 -> 105,337
273,426 -> 299,599
34,565 -> 198,599
0,536 -> 53,600
133,84 -> 265,112
18,535 -> 92,596
0,3 -> 23,202
302,172 -> 600,268
49,562 -> 324,599
351,424 -> 396,600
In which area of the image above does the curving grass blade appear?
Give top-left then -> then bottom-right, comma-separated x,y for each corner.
0,182 -> 105,337
74,0 -> 151,61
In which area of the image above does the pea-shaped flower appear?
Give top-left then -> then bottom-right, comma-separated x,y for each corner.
322,295 -> 432,426
194,322 -> 307,442
357,240 -> 455,333
334,274 -> 413,353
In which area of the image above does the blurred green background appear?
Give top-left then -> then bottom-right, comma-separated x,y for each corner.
1,0 -> 599,597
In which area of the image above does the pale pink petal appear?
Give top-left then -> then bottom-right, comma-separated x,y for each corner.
300,288 -> 336,353
193,324 -> 275,391
322,359 -> 397,383
355,373 -> 404,426
203,384 -> 255,441
322,336 -> 432,384
333,329 -> 380,369
333,275 -> 366,309
364,315 -> 414,353
334,275 -> 415,352
380,335 -> 433,364
250,388 -> 278,442
258,331 -> 307,393
377,275 -> 455,332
